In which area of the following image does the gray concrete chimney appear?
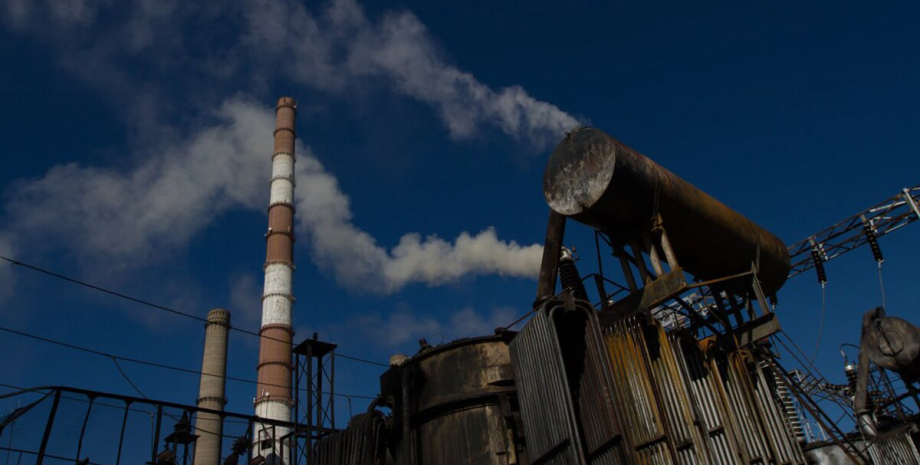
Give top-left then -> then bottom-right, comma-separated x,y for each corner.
194,308 -> 231,465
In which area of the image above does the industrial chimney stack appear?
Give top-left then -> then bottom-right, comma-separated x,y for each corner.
194,308 -> 231,465
254,97 -> 298,461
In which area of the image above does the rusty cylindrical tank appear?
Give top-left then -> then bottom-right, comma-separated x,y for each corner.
379,336 -> 526,464
543,127 -> 790,295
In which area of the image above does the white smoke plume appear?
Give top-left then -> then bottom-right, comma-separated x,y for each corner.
2,99 -> 542,292
1,0 -> 580,150
4,99 -> 272,264
242,0 -> 579,146
1,0 -> 568,296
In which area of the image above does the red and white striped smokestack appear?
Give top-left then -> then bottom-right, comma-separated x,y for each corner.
254,97 -> 297,461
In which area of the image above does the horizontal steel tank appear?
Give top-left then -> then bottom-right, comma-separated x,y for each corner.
543,127 -> 790,296
379,335 -> 527,465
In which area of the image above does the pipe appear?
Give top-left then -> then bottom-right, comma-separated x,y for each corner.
534,210 -> 566,308
855,308 -> 879,438
543,127 -> 790,296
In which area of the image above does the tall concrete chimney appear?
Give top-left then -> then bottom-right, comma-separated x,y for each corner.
194,308 -> 231,465
254,97 -> 297,462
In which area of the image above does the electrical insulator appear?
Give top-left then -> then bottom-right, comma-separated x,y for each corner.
810,244 -> 827,285
558,247 -> 589,301
863,222 -> 884,264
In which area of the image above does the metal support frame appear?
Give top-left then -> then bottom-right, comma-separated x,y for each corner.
788,184 -> 920,280
590,214 -> 780,347
35,390 -> 60,465
0,386 -> 297,465
292,334 -> 337,465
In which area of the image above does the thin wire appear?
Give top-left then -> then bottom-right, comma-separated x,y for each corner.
0,324 -> 377,401
810,283 -> 826,363
111,357 -> 147,399
0,255 -> 388,368
877,262 -> 887,309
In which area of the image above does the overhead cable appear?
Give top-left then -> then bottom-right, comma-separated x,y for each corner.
0,255 -> 388,368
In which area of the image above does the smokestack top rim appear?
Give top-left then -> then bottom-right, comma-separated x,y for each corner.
206,308 -> 231,325
275,97 -> 297,113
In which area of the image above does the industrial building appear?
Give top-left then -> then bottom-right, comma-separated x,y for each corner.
2,97 -> 919,465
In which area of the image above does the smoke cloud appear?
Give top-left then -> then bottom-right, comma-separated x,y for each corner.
2,99 -> 542,293
4,99 -> 272,264
1,0 -> 568,297
2,0 -> 579,150
242,0 -> 579,146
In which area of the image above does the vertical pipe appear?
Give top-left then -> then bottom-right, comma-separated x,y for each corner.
36,390 -> 61,465
256,97 -> 298,463
534,210 -> 567,308
195,309 -> 231,465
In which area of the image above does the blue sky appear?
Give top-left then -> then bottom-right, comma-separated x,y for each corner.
0,0 -> 918,432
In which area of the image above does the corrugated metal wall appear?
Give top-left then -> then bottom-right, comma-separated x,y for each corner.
314,412 -> 387,465
867,425 -> 920,465
511,297 -> 809,465
510,299 -> 629,464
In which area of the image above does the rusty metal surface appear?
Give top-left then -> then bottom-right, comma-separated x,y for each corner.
510,297 -> 628,464
715,349 -> 806,465
601,313 -> 711,465
866,424 -> 920,465
313,413 -> 387,465
862,308 -> 920,381
380,335 -> 526,465
668,333 -> 742,465
535,210 -> 567,308
543,127 -> 790,295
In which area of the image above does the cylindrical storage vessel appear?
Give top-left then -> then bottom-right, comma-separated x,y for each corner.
543,127 -> 790,295
380,336 -> 527,465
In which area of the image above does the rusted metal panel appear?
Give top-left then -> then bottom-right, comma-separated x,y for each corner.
710,348 -> 806,465
510,297 -> 629,464
311,413 -> 388,465
543,127 -> 790,296
867,424 -> 920,465
600,313 -> 714,464
749,358 -> 807,465
382,335 -> 527,465
608,269 -> 688,316
602,314 -> 674,464
711,347 -> 774,463
668,333 -> 743,465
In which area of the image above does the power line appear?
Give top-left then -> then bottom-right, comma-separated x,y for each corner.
0,255 -> 389,368
0,323 -> 378,401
